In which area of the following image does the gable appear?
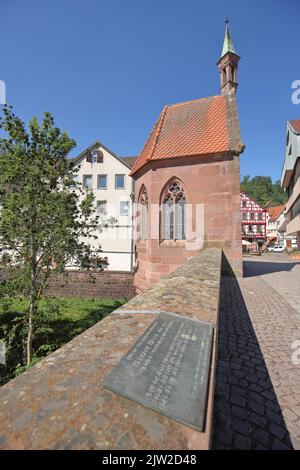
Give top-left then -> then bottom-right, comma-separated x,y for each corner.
131,95 -> 230,175
73,141 -> 134,170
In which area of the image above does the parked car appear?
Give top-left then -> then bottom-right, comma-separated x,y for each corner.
268,245 -> 284,253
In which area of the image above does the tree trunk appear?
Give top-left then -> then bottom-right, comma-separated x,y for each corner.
27,268 -> 37,366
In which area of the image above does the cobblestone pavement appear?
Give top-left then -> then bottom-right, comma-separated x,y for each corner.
212,256 -> 300,450
243,253 -> 300,313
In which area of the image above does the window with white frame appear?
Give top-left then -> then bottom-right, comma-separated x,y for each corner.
71,174 -> 78,189
98,174 -> 107,189
120,201 -> 129,216
115,174 -> 125,189
83,175 -> 92,189
97,200 -> 107,215
161,181 -> 186,241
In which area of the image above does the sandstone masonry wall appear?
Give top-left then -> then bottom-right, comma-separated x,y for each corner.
44,270 -> 135,299
0,248 -> 222,450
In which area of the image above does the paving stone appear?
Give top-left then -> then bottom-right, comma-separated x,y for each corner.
261,390 -> 277,401
234,433 -> 251,450
231,405 -> 248,420
231,417 -> 251,436
282,408 -> 298,424
249,391 -> 265,404
231,385 -> 246,397
230,394 -> 247,408
228,376 -> 239,386
249,412 -> 267,428
247,374 -> 258,384
248,401 -> 265,416
269,423 -> 287,441
265,400 -> 281,413
253,428 -> 271,448
212,257 -> 300,450
272,438 -> 292,450
266,409 -> 285,426
216,382 -> 230,394
255,443 -> 268,450
249,383 -> 263,393
215,430 -> 233,446
216,401 -> 230,414
238,379 -> 248,388
257,379 -> 272,390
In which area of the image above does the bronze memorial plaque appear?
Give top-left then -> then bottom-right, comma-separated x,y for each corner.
104,312 -> 214,431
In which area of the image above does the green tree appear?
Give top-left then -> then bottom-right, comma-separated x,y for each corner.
241,175 -> 287,207
0,105 -> 99,365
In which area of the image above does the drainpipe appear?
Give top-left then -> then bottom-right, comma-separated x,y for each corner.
130,178 -> 135,272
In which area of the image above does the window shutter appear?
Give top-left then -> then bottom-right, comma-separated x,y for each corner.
97,150 -> 104,163
86,151 -> 92,163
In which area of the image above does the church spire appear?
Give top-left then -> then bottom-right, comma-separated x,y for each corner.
217,18 -> 240,95
221,17 -> 237,57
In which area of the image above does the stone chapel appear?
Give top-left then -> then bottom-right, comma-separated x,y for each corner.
130,21 -> 245,292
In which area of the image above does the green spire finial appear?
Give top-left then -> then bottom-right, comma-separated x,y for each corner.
221,17 -> 237,57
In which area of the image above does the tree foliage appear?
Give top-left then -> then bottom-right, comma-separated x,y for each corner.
0,105 -> 99,365
0,297 -> 125,385
240,175 -> 287,207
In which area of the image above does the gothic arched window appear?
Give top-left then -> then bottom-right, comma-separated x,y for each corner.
162,181 -> 186,240
139,186 -> 148,240
223,68 -> 227,84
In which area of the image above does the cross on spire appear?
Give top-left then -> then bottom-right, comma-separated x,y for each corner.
221,17 -> 237,58
217,19 -> 240,94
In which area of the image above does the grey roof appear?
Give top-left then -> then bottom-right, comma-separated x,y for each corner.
120,156 -> 138,169
72,140 -> 136,170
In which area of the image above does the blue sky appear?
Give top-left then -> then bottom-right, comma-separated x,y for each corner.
1,0 -> 299,181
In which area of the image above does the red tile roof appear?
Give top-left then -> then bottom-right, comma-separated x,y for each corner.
268,205 -> 285,222
131,95 -> 230,175
289,120 -> 300,134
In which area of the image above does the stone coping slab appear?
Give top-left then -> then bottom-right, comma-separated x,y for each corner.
0,248 -> 222,450
117,248 -> 222,327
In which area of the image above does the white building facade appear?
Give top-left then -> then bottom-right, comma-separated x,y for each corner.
72,141 -> 136,271
266,205 -> 285,245
281,120 -> 300,249
266,205 -> 297,249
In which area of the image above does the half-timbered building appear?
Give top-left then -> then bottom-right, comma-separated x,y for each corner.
241,192 -> 267,248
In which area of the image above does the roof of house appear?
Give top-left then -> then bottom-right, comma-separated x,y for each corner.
289,120 -> 300,134
120,156 -> 138,169
268,204 -> 285,222
131,95 -> 230,175
73,141 -> 135,170
240,191 -> 267,211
